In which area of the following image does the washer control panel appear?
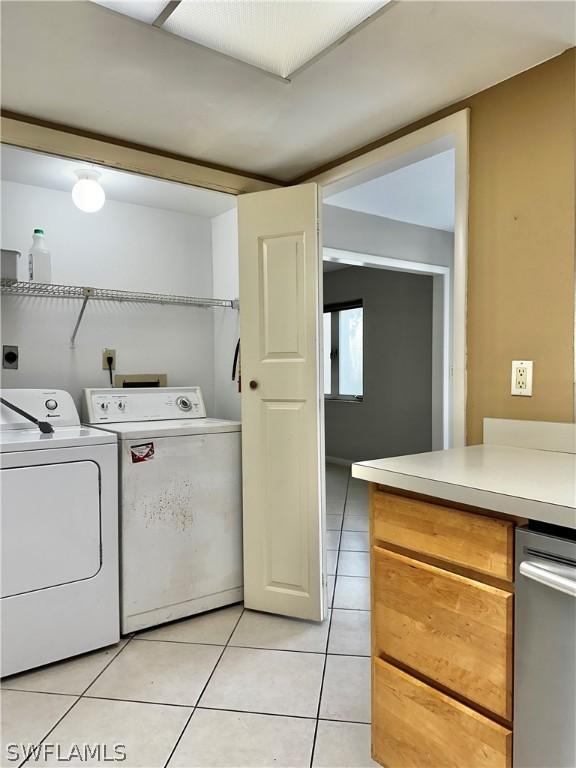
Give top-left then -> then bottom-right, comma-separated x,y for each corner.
176,396 -> 192,411
82,387 -> 206,424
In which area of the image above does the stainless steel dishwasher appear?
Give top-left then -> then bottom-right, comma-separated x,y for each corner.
514,527 -> 576,768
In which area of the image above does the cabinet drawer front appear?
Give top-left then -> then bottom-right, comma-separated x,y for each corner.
373,546 -> 513,719
372,490 -> 514,581
373,658 -> 512,768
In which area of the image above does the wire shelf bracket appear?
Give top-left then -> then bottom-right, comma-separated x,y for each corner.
1,280 -> 240,348
70,287 -> 92,348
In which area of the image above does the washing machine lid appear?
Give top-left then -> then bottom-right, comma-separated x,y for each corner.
0,425 -> 117,452
93,418 -> 241,440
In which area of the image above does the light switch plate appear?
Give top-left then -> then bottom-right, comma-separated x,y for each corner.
511,360 -> 533,396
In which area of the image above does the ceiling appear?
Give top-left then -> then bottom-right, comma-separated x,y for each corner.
1,1 -> 574,182
0,145 -> 236,217
326,149 -> 455,231
92,0 -> 390,78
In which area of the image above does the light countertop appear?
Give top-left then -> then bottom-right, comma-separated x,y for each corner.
352,444 -> 576,529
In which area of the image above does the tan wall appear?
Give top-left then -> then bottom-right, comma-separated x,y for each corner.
304,49 -> 576,444
465,50 -> 575,442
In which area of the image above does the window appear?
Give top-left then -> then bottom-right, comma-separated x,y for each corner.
323,301 -> 363,400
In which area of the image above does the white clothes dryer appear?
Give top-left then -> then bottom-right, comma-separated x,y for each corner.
1,389 -> 119,677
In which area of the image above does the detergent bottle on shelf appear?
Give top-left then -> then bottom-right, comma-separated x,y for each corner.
28,228 -> 51,283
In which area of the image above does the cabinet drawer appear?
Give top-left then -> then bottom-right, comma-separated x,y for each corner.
373,546 -> 513,719
373,657 -> 512,768
372,489 -> 514,581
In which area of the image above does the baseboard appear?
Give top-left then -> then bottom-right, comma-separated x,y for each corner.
326,456 -> 354,466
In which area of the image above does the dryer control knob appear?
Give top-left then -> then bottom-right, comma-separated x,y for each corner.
176,396 -> 192,411
45,399 -> 58,411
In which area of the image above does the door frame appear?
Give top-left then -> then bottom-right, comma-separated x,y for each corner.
311,110 -> 469,448
0,115 -> 276,196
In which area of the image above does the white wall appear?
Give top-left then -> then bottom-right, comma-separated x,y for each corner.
1,180 -> 216,410
211,207 -> 241,420
323,204 -> 453,266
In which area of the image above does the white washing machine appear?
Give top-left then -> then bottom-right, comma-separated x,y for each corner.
1,389 -> 119,677
82,387 -> 242,633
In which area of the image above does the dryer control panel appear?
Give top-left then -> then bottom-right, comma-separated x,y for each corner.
1,389 -> 80,429
82,387 -> 206,423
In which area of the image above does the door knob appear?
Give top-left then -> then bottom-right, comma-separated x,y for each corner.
249,380 -> 259,390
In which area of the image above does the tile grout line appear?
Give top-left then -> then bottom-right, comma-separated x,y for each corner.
330,543 -> 363,552
309,465 -> 352,768
335,574 -> 370,580
1,688 -> 78,698
80,635 -> 136,697
130,638 -> 368,656
195,705 -> 370,726
162,606 -> 245,768
24,696 -> 370,726
17,695 -> 79,768
332,465 -> 352,631
6,644 -> 371,701
17,635 -> 135,768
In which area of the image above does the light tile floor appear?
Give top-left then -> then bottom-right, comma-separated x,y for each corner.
1,464 -> 375,768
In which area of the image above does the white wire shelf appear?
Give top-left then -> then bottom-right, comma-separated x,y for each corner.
1,279 -> 239,347
1,279 -> 238,308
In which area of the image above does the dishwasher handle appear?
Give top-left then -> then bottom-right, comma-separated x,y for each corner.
520,560 -> 576,598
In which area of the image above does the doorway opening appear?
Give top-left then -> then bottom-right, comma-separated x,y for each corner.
320,135 -> 460,629
321,136 -> 460,466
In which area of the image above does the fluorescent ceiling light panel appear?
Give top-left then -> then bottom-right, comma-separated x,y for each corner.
90,0 -> 168,24
162,1 -> 389,78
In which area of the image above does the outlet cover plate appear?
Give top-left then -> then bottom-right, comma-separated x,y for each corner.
511,360 -> 533,396
2,345 -> 18,369
102,348 -> 116,370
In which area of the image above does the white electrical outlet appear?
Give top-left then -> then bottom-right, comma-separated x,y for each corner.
102,348 -> 116,371
511,360 -> 533,396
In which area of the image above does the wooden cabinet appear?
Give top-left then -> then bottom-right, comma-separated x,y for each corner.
370,486 -> 519,768
373,546 -> 513,719
373,658 -> 512,768
372,490 -> 515,581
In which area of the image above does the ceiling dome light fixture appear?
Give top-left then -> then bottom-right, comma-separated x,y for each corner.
72,169 -> 106,213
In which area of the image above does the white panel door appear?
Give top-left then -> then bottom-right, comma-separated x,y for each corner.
239,183 -> 326,621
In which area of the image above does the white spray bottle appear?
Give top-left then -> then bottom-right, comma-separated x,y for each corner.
28,228 -> 51,283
